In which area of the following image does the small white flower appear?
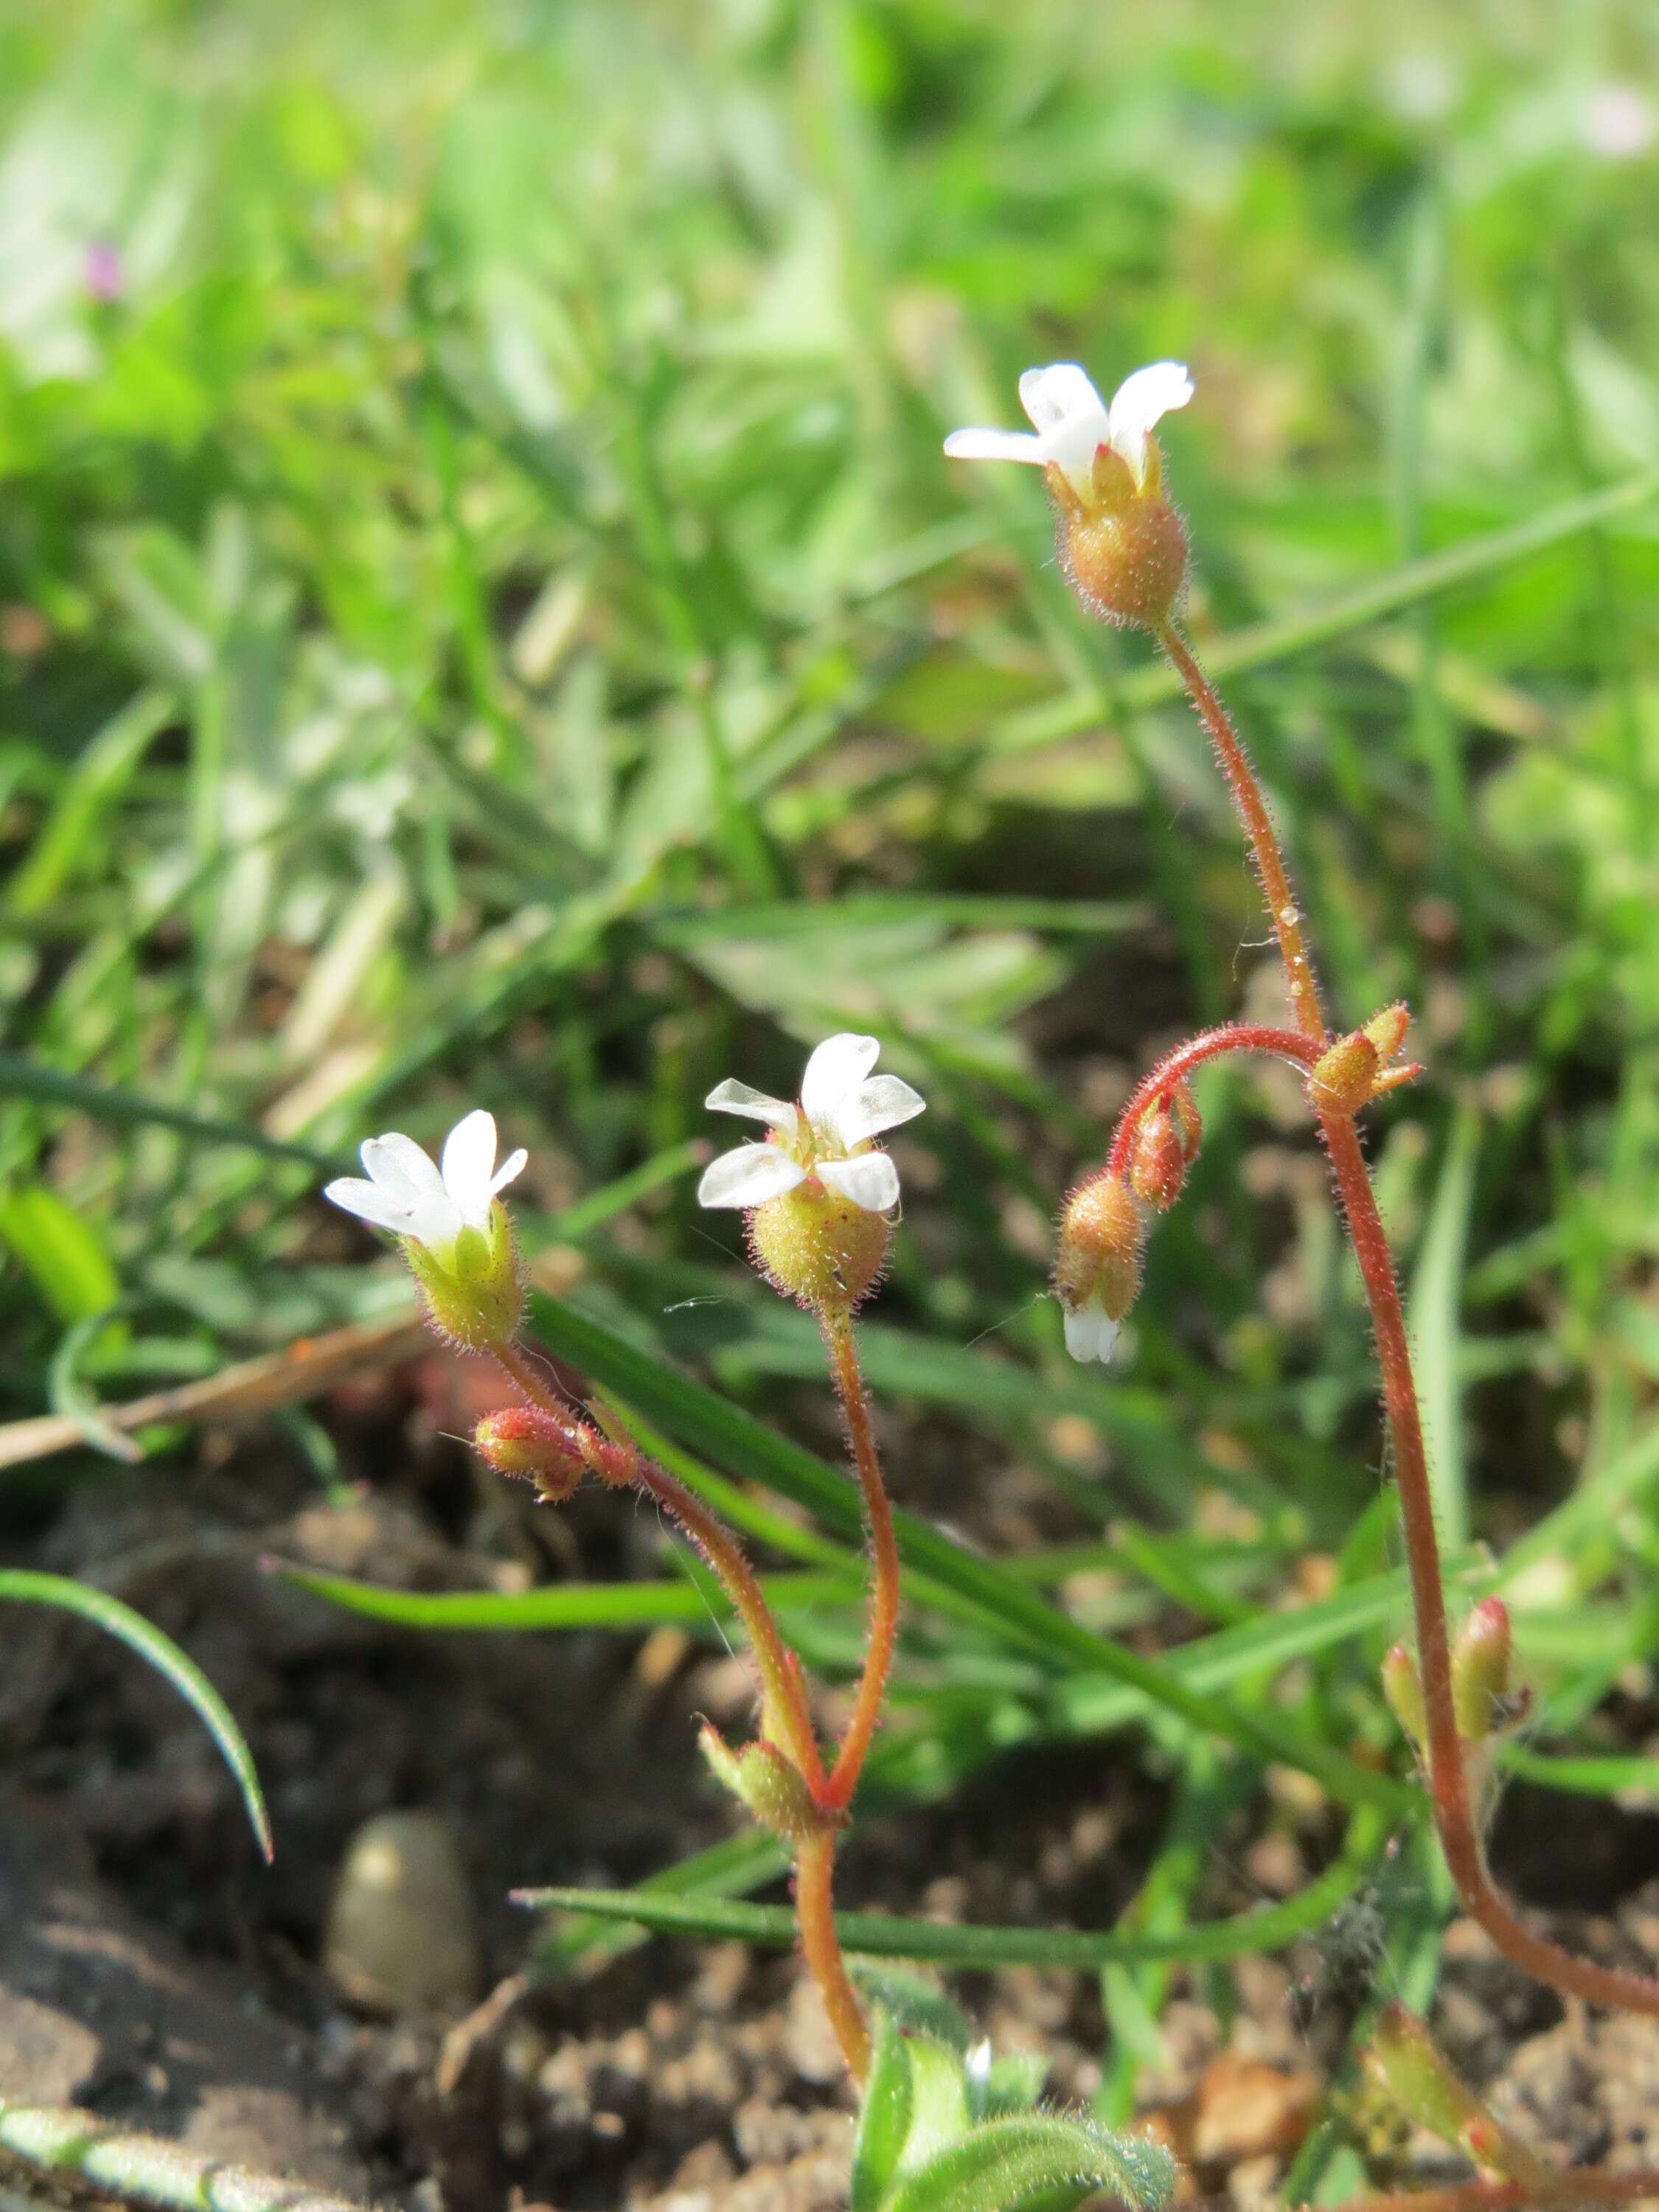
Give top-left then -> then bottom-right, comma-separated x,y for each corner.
1062,1292 -> 1120,1366
325,1110 -> 527,1265
944,360 -> 1193,500
698,1033 -> 925,1215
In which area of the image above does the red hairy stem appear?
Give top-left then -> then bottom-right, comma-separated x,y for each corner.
1156,622 -> 1659,2016
795,1832 -> 872,2082
1159,621 -> 1326,1041
493,1343 -> 824,1794
1105,1021 -> 1321,1180
820,1316 -> 901,1812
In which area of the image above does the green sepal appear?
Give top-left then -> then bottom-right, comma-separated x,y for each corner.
403,1203 -> 522,1352
697,1726 -> 828,1846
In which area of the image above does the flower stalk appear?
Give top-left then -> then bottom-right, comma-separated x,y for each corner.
1155,613 -> 1659,2018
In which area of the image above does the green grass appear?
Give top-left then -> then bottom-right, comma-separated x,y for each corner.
5,0 -> 1659,2149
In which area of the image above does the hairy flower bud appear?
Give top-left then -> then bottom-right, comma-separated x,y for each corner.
698,1726 -> 837,1847
1451,1598 -> 1524,1741
1309,1005 -> 1419,1116
1054,1172 -> 1143,1363
1130,1102 -> 1189,1211
1381,1643 -> 1427,1754
475,1404 -> 637,1501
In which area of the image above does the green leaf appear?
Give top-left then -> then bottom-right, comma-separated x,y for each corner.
900,2036 -> 975,2184
0,1185 -> 121,1321
882,2111 -> 1176,2212
852,1966 -> 975,2054
852,2013 -> 916,2212
0,1571 -> 271,1860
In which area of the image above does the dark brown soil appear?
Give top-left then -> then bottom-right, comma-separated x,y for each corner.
5,1354 -> 1659,2211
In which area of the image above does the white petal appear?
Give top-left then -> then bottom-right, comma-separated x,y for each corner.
360,1131 -> 445,1208
489,1146 -> 529,1200
942,426 -> 1048,467
441,1109 -> 499,1226
1019,364 -> 1113,495
1018,362 -> 1108,433
405,1190 -> 466,1254
801,1034 -> 881,1136
817,1151 -> 900,1214
832,1074 -> 927,1150
1061,1299 -> 1120,1364
704,1079 -> 799,1143
697,1143 -> 807,1210
1107,361 -> 1193,485
324,1177 -> 415,1237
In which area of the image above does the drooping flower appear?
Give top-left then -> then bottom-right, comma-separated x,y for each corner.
1053,1173 -> 1143,1367
698,1033 -> 924,1216
325,1110 -> 526,1349
944,361 -> 1192,502
945,361 -> 1194,630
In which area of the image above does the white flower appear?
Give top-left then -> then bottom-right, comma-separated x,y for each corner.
944,360 -> 1193,501
325,1110 -> 527,1265
1062,1293 -> 1120,1366
698,1033 -> 925,1215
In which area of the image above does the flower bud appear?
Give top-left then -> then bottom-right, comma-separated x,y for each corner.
1451,1598 -> 1523,1741
405,1206 -> 523,1353
1130,1105 -> 1187,1211
748,1182 -> 891,1318
1054,1172 -> 1144,1363
1167,1078 -> 1202,1161
698,1726 -> 836,1847
1054,1174 -> 1142,1320
475,1404 -> 637,1501
1381,1644 -> 1427,1754
1308,1004 -> 1419,1116
1363,1002 -> 1411,1065
1052,443 -> 1189,631
1307,1032 -> 1380,1117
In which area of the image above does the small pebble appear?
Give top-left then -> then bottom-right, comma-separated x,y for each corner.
324,1811 -> 481,2014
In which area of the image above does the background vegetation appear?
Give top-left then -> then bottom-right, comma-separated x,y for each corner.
5,0 -> 1659,2194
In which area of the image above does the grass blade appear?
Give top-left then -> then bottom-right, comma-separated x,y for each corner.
0,1569 -> 271,1860
517,1806 -> 1385,1972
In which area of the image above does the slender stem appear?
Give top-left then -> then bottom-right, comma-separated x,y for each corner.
1158,625 -> 1659,2015
493,1344 -> 824,1792
821,1315 -> 901,1812
796,1833 -> 872,2082
1105,1020 -> 1321,1180
1158,621 -> 1326,1042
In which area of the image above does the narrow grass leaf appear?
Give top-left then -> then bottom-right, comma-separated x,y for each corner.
0,1570 -> 271,1860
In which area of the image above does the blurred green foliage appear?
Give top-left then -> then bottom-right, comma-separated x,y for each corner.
5,0 -> 1659,2139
